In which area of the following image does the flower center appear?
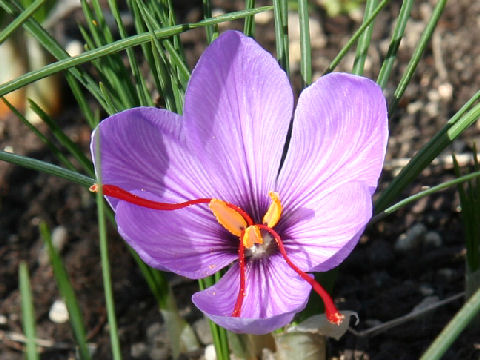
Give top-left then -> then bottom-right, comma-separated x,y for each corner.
90,184 -> 344,325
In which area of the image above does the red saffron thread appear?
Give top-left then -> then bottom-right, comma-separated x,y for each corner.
90,184 -> 254,227
232,231 -> 246,317
90,184 -> 211,210
257,224 -> 344,325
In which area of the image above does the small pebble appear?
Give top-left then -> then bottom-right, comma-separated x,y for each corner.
395,223 -> 427,251
49,299 -> 69,323
438,268 -> 455,282
424,231 -> 442,247
419,284 -> 435,296
194,318 -> 213,345
0,314 -> 7,325
130,343 -> 148,359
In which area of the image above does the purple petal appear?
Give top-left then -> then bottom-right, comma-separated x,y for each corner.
115,190 -> 237,278
183,30 -> 293,219
277,72 -> 388,211
277,181 -> 372,272
192,254 -> 311,334
91,107 -> 218,210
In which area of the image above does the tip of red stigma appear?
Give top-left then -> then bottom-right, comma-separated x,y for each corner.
328,311 -> 345,326
89,184 -> 99,192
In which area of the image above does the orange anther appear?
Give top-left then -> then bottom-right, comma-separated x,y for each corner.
263,191 -> 282,228
209,199 -> 247,237
242,225 -> 263,249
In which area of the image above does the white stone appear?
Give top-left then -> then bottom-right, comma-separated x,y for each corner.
438,82 -> 453,101
255,11 -> 273,24
51,226 -> 68,252
49,299 -> 69,323
39,226 -> 68,266
205,344 -> 217,360
194,318 -> 213,345
66,40 -> 84,57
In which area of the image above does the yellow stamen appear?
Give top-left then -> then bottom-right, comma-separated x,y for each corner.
262,191 -> 282,228
242,225 -> 263,249
209,199 -> 247,237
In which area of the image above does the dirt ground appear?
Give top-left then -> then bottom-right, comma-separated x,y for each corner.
1,0 -> 480,359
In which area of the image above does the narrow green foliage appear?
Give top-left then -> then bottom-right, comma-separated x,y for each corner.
39,222 -> 92,360
297,0 -> 312,86
136,1 -> 183,112
0,0 -> 108,109
274,0 -> 289,74
0,151 -> 95,187
453,154 -> 480,273
20,0 -> 55,23
373,170 -> 480,222
352,0 -> 378,76
203,0 -> 218,43
375,90 -> 480,212
107,0 -> 152,106
244,0 -> 256,37
28,99 -> 95,176
94,140 -> 122,360
0,0 -> 45,44
325,0 -> 390,74
80,0 -> 137,109
1,97 -> 76,171
19,262 -> 39,360
199,276 -> 230,360
137,3 -> 178,111
0,6 -> 273,98
377,0 -> 414,88
420,286 -> 480,360
390,0 -> 447,111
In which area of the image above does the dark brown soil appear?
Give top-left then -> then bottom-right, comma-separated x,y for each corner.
1,0 -> 479,359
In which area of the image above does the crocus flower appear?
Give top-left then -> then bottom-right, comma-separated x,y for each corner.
90,30 -> 388,334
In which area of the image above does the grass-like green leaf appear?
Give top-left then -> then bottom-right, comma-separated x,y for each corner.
203,0 -> 218,43
274,0 -> 289,74
0,6 -> 273,98
452,154 -> 479,273
0,151 -> 94,187
1,97 -> 76,171
352,0 -> 378,76
389,0 -> 447,111
375,90 -> 480,212
19,261 -> 39,360
39,222 -> 91,360
244,0 -> 256,37
199,275 -> 230,360
28,99 -> 95,176
373,170 -> 480,222
376,0 -> 414,88
0,0 -> 107,109
297,0 -> 311,86
324,0 -> 390,74
420,286 -> 480,360
0,0 -> 45,44
94,138 -> 122,360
